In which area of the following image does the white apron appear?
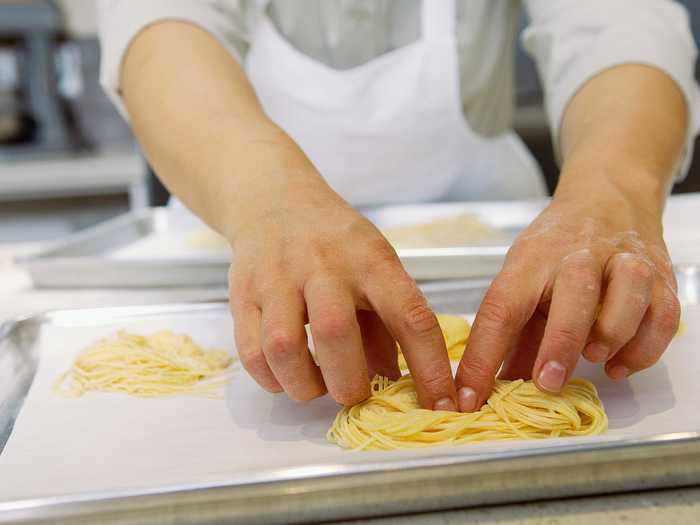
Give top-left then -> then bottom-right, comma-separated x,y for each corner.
244,0 -> 547,206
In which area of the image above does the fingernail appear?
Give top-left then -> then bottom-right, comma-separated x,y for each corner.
583,343 -> 609,363
458,387 -> 478,412
434,397 -> 457,412
538,361 -> 567,392
608,365 -> 630,380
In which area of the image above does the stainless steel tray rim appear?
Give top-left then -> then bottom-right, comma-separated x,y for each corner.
2,430 -> 699,512
13,208 -> 161,266
14,206 -> 522,287
12,301 -> 231,329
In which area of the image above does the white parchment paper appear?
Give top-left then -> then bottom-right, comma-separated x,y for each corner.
1,306 -> 698,502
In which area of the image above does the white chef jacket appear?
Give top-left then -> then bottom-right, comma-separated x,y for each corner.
98,0 -> 700,179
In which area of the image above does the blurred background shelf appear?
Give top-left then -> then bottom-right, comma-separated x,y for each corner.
0,0 -> 147,241
0,147 -> 145,204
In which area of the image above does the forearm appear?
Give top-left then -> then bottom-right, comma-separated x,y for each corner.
122,21 -> 320,240
557,64 -> 689,217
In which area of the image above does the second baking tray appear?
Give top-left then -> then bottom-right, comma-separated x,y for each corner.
16,202 -> 547,288
1,273 -> 700,524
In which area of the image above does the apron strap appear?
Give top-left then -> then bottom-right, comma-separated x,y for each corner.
421,0 -> 456,41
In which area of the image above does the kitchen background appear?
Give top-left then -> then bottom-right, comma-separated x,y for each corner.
2,0 -> 699,243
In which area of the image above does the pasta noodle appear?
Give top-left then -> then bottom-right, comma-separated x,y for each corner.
398,314 -> 470,370
54,330 -> 234,398
328,375 -> 607,450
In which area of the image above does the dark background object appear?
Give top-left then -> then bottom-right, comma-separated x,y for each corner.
147,165 -> 170,207
57,37 -> 135,148
0,0 -> 85,158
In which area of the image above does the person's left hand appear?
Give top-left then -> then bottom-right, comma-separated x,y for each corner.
454,191 -> 680,412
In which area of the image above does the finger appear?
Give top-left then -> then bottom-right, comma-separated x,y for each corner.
229,269 -> 282,392
533,250 -> 602,393
306,278 -> 370,406
455,269 -> 541,412
605,282 -> 680,379
583,253 -> 653,363
260,289 -> 326,402
232,299 -> 282,392
357,310 -> 401,381
499,309 -> 547,381
365,265 -> 456,411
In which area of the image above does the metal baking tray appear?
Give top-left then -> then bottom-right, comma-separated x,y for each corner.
15,208 -> 229,289
1,269 -> 699,525
16,202 -> 547,288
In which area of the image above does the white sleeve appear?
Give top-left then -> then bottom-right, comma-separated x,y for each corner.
97,0 -> 248,120
522,0 -> 700,180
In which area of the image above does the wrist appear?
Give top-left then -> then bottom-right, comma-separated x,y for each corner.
218,167 -> 326,245
554,154 -> 669,221
204,122 -> 329,242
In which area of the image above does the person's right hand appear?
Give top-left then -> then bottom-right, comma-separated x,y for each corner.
119,21 -> 455,410
227,173 -> 458,410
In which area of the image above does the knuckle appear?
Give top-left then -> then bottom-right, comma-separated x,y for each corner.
264,331 -> 301,359
623,256 -> 654,283
238,348 -> 280,391
565,264 -> 600,293
367,240 -> 402,274
400,300 -> 439,338
457,359 -> 494,388
477,295 -> 518,330
417,366 -> 452,393
307,236 -> 335,262
546,326 -> 585,351
562,249 -> 595,268
562,247 -> 596,270
593,316 -> 639,350
231,300 -> 257,325
238,345 -> 265,371
313,310 -> 355,341
229,274 -> 253,303
626,291 -> 651,314
595,320 -> 634,350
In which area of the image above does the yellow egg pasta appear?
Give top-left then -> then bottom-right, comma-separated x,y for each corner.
54,330 -> 234,398
328,375 -> 607,451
